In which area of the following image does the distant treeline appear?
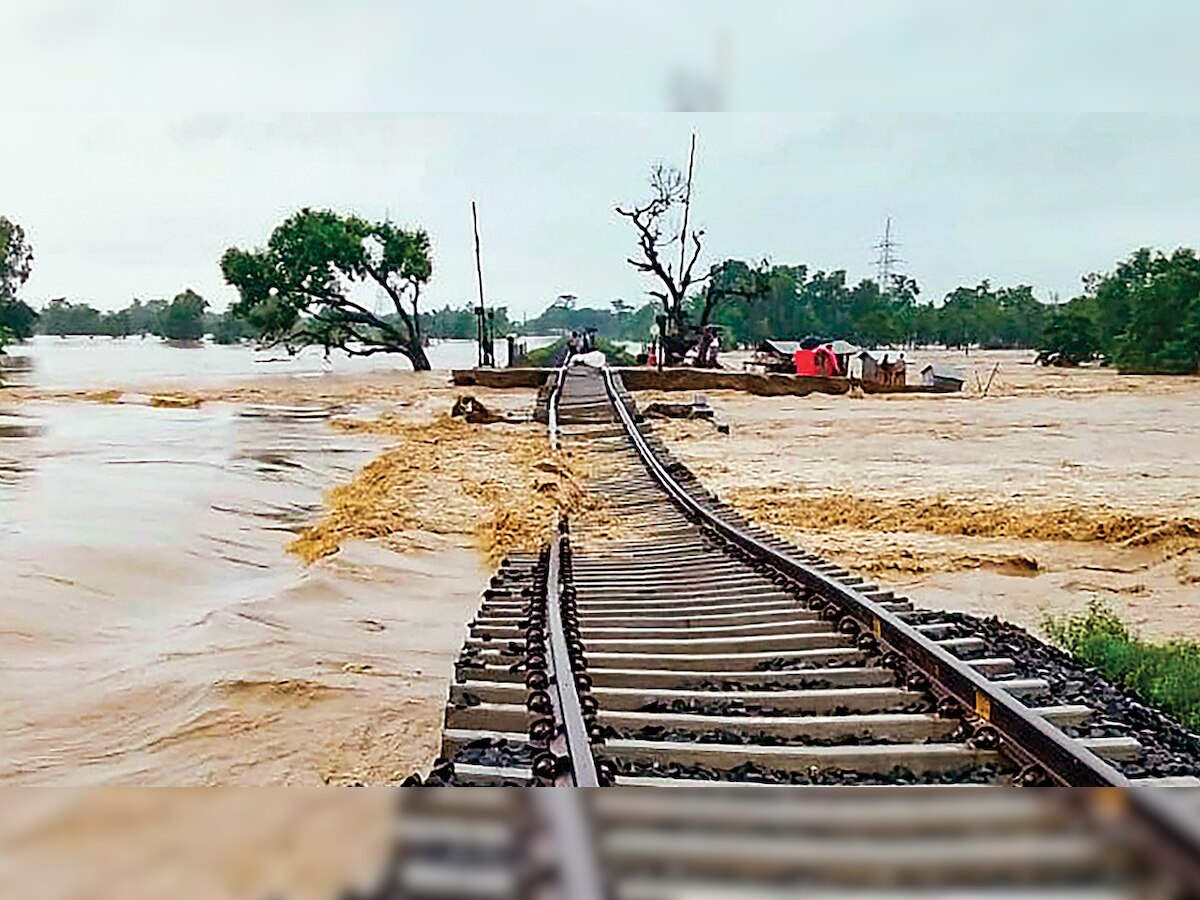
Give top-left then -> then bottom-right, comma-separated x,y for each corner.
512,271 -> 1049,351
24,296 -> 517,345
11,247 -> 1198,375
33,292 -> 250,343
512,247 -> 1200,374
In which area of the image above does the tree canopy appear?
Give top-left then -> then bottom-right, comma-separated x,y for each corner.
36,294 -> 227,342
1039,306 -> 1102,366
1036,248 -> 1200,374
685,262 -> 1057,352
221,209 -> 435,370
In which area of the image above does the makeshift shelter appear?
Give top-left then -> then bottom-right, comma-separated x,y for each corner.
855,350 -> 881,383
796,344 -> 841,376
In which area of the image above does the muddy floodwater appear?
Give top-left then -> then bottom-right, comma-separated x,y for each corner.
0,338 -> 548,787
3,340 -> 1198,794
649,349 -> 1200,641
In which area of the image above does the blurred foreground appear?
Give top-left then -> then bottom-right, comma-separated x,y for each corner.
8,787 -> 1194,899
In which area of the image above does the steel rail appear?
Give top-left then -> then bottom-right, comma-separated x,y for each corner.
547,364 -> 568,451
543,366 -> 600,787
533,790 -> 606,900
544,519 -> 600,787
600,365 -> 1200,887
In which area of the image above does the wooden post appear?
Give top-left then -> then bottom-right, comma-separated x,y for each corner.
677,133 -> 697,283
471,201 -> 493,368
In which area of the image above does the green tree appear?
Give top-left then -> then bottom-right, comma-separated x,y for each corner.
1,216 -> 36,351
1107,249 -> 1200,374
935,282 -> 1044,350
126,298 -> 168,336
209,308 -> 262,344
221,209 -> 434,370
698,259 -> 771,333
100,308 -> 133,338
157,289 -> 208,341
0,297 -> 37,343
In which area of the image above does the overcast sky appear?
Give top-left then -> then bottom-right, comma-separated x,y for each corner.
3,2 -> 1199,316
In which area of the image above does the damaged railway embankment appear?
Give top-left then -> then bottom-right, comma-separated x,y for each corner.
289,410 -> 615,567
454,366 -> 852,397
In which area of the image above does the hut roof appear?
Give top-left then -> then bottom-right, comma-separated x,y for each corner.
757,340 -> 804,356
758,338 -> 862,356
825,339 -> 861,355
921,364 -> 966,382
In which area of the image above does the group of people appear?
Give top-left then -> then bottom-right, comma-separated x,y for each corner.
567,330 -> 595,355
876,353 -> 907,386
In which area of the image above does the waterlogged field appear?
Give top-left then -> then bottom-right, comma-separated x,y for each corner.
648,349 -> 1200,642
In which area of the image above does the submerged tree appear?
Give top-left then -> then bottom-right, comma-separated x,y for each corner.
0,216 -> 36,352
220,209 -> 434,370
1038,306 -> 1102,366
158,289 -> 208,341
616,153 -> 706,338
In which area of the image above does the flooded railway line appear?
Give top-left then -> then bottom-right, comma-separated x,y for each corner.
391,365 -> 1200,897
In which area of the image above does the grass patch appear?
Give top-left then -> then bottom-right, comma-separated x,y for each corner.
1044,600 -> 1200,731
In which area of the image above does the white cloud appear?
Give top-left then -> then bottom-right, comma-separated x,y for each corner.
3,112 -> 1199,316
2,3 -> 1198,316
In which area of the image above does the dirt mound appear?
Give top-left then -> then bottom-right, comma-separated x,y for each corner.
727,487 -> 1200,551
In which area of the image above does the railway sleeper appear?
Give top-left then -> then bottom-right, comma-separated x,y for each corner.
598,830 -> 1135,887
600,738 -> 1003,777
453,682 -> 929,714
471,617 -> 830,641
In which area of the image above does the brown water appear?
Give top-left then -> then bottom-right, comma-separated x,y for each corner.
0,342 -> 540,786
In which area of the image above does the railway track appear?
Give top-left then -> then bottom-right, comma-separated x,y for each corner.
395,364 -> 1200,898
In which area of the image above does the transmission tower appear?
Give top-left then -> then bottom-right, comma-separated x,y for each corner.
873,217 -> 903,296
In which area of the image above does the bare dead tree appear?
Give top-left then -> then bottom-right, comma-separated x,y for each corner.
616,160 -> 706,337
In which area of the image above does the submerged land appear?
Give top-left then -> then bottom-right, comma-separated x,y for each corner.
646,349 -> 1200,643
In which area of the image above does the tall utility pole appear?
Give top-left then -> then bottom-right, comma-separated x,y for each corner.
874,216 -> 903,296
472,201 -> 494,367
676,132 -> 697,283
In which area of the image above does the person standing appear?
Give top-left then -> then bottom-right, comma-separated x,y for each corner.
706,329 -> 720,367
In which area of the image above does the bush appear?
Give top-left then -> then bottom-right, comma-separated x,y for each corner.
1044,600 -> 1200,730
518,337 -> 636,368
